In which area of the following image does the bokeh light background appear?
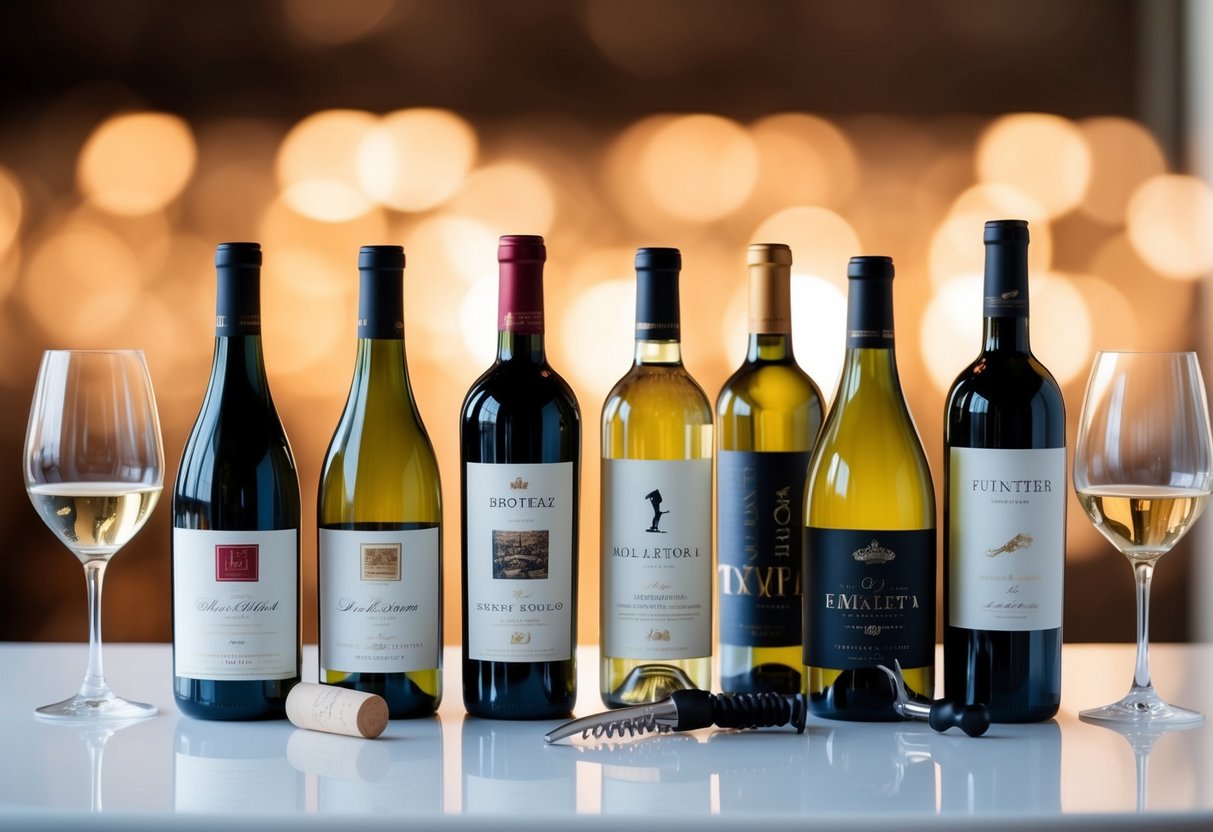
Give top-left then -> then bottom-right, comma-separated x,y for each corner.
1,0 -> 1210,646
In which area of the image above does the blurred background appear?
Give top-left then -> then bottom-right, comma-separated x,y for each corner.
1,0 -> 1211,646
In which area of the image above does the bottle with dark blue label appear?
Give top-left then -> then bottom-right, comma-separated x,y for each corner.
716,243 -> 824,694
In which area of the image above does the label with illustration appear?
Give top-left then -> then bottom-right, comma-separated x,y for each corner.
948,446 -> 1065,631
602,458 -> 712,660
465,461 -> 574,662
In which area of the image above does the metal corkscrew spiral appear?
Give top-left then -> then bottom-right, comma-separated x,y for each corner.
544,689 -> 809,745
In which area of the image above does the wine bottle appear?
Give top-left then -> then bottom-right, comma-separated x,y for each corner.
172,242 -> 302,720
460,234 -> 581,719
804,255 -> 935,720
716,243 -> 824,695
943,219 -> 1065,723
601,247 -> 713,708
317,245 -> 443,718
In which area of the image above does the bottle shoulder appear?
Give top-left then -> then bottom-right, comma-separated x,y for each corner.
462,360 -> 581,421
945,351 -> 1066,447
603,363 -> 713,422
717,359 -> 824,415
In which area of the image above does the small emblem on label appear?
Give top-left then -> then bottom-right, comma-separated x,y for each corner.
852,540 -> 895,564
361,543 -> 402,581
645,488 -> 670,533
509,476 -> 528,490
511,631 -> 531,644
986,532 -> 1034,558
646,628 -> 672,642
1001,289 -> 1020,300
215,545 -> 259,582
864,624 -> 883,636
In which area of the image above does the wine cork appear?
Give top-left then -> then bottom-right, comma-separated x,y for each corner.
285,683 -> 388,739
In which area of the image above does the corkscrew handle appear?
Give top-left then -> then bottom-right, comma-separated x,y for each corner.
669,690 -> 809,733
928,700 -> 990,737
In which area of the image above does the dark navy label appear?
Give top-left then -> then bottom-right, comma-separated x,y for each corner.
804,527 -> 934,669
718,450 -> 810,647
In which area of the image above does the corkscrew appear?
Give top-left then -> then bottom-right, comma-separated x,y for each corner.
544,689 -> 808,744
877,661 -> 990,737
545,662 -> 991,744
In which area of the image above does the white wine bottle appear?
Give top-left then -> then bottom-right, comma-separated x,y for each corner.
716,243 -> 824,695
317,245 -> 442,718
804,255 -> 935,720
601,247 -> 713,707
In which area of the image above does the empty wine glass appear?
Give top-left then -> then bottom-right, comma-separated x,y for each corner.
1073,351 -> 1212,724
24,350 -> 164,720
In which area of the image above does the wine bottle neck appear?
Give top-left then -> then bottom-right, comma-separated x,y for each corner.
497,259 -> 546,364
982,316 -> 1031,354
634,339 -> 684,366
838,345 -> 904,398
212,261 -> 270,390
982,236 -> 1031,354
747,333 -> 792,362
498,331 -> 546,363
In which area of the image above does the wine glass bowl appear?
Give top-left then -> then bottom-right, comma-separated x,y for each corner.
24,350 -> 164,721
1073,351 -> 1213,725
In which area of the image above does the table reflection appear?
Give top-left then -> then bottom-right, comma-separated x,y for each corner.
936,721 -> 1062,814
1081,717 -> 1201,813
47,718 -> 143,813
174,720 -> 303,814
287,716 -> 443,815
461,717 -> 576,814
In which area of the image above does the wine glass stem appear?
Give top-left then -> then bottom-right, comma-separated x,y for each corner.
1132,560 -> 1155,691
80,560 -> 111,699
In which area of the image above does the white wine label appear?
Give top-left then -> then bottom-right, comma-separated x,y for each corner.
602,458 -> 712,660
465,461 -> 575,662
173,528 -> 298,680
948,446 -> 1065,631
319,526 -> 440,674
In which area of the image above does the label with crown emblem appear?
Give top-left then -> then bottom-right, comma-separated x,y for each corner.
804,527 -> 934,670
465,461 -> 574,662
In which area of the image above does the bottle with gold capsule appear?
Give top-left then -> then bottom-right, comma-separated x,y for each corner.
600,247 -> 713,708
716,243 -> 824,695
804,255 -> 935,719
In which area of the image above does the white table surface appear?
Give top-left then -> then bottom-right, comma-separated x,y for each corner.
2,642 -> 1213,830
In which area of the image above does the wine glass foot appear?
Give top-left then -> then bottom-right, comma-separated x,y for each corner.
35,691 -> 158,722
1080,686 -> 1203,726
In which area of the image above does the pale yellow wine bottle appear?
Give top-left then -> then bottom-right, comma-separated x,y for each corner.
716,243 -> 824,695
317,246 -> 442,718
804,255 -> 935,719
600,247 -> 713,707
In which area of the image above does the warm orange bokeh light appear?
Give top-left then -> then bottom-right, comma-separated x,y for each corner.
1079,117 -> 1167,226
281,0 -> 397,45
640,114 -> 758,222
448,161 -> 556,236
750,206 -> 860,289
1126,174 -> 1213,279
276,109 -> 378,222
928,188 -> 1053,286
560,277 -> 636,396
918,272 -> 1091,393
747,113 -> 859,209
976,113 -> 1092,218
77,112 -> 197,216
358,108 -> 478,213
0,165 -> 23,257
22,219 -> 143,342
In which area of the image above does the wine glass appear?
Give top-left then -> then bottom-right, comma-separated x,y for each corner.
1073,350 -> 1212,724
23,349 -> 164,720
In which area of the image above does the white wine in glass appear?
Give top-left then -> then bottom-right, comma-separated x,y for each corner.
1073,350 -> 1213,724
24,349 -> 164,721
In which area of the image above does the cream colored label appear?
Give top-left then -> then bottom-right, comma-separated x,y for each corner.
948,447 -> 1065,631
